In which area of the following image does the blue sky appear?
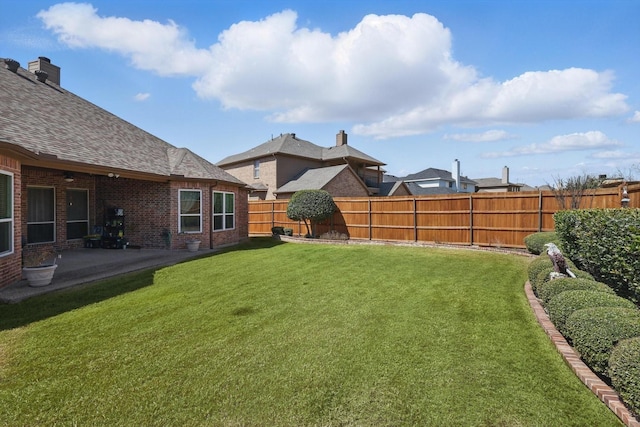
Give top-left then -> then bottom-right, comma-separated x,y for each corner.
2,0 -> 638,186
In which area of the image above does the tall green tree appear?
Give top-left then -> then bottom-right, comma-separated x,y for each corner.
286,190 -> 336,237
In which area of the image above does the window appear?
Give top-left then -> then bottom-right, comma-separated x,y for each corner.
66,189 -> 89,239
253,160 -> 260,179
0,171 -> 13,256
213,191 -> 234,231
179,189 -> 202,233
27,187 -> 55,244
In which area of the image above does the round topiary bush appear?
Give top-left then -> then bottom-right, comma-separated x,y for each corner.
524,231 -> 561,255
571,269 -> 594,281
528,256 -> 553,284
609,337 -> 640,416
546,290 -> 637,337
532,266 -> 556,294
565,307 -> 640,375
537,277 -> 613,305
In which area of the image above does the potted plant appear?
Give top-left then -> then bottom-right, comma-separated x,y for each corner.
22,249 -> 59,287
186,238 -> 201,252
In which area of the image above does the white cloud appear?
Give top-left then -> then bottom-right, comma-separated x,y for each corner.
37,3 -> 213,76
444,130 -> 516,142
590,150 -> 626,159
481,131 -> 621,158
38,4 -> 630,138
628,111 -> 640,123
134,92 -> 150,101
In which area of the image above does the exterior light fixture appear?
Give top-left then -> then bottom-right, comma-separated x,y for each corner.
63,171 -> 74,182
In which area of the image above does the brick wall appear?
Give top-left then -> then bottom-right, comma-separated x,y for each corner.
21,166 -> 96,251
210,182 -> 249,247
0,155 -> 21,288
98,177 -> 174,249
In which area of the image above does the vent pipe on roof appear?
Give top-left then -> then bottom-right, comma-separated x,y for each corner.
4,58 -> 19,73
336,130 -> 347,146
34,70 -> 48,83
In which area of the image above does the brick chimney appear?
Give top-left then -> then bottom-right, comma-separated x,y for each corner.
336,130 -> 347,146
28,57 -> 60,85
452,159 -> 461,192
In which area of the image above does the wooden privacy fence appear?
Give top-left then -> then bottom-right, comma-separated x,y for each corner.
248,184 -> 640,249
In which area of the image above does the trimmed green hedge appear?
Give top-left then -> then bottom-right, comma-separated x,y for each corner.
554,208 -> 640,302
546,290 -> 637,336
528,256 -> 553,286
565,307 -> 640,375
524,232 -> 561,255
609,337 -> 640,415
537,277 -> 612,305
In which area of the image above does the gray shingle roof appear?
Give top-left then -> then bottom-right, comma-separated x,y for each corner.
405,182 -> 458,195
275,164 -> 350,194
473,177 -> 522,188
217,133 -> 384,167
401,168 -> 476,185
0,59 -> 244,185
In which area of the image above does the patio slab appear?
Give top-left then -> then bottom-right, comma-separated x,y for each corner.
0,247 -> 218,304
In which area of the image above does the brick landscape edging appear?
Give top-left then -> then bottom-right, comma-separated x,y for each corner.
525,281 -> 640,427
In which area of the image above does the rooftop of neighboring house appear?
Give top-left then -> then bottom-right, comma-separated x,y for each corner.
399,167 -> 477,185
275,164 -> 357,194
0,56 -> 244,185
217,131 -> 385,167
472,166 -> 522,191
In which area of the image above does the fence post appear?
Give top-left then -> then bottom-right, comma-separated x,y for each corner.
271,201 -> 275,231
469,194 -> 474,246
413,197 -> 418,242
538,191 -> 543,232
368,198 -> 372,240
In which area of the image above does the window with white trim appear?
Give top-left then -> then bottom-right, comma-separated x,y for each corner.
27,186 -> 55,244
0,171 -> 13,256
66,189 -> 89,239
179,189 -> 202,233
213,191 -> 234,231
253,160 -> 260,179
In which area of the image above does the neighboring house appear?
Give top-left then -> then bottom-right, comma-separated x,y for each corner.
0,56 -> 249,289
217,131 -> 409,199
474,166 -> 523,192
386,159 -> 477,195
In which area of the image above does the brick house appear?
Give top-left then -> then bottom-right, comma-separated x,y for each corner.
217,131 -> 409,199
0,57 -> 249,289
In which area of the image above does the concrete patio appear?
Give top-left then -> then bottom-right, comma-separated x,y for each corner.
0,246 -> 219,304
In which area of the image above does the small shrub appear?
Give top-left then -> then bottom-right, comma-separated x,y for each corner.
527,256 -> 553,284
524,232 -> 561,255
532,267 -> 555,295
565,307 -> 640,375
530,258 -> 590,295
609,337 -> 640,415
271,226 -> 285,235
547,290 -> 637,336
537,277 -> 613,305
571,269 -> 594,281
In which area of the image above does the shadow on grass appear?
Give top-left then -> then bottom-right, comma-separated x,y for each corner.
0,269 -> 157,331
0,237 -> 286,331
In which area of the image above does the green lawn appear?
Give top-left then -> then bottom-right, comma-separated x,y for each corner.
0,238 -> 622,426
